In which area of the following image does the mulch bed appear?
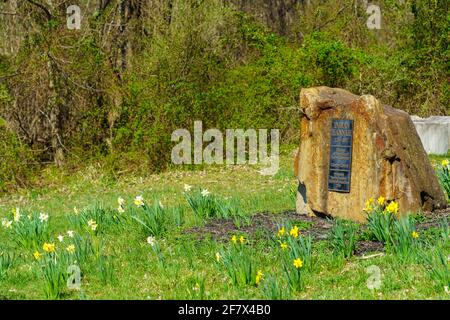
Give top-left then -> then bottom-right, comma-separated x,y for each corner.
184,207 -> 449,256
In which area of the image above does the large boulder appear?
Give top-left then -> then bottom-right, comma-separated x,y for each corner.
294,86 -> 447,222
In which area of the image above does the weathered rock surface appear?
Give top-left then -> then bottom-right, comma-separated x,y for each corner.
411,116 -> 450,155
294,86 -> 447,222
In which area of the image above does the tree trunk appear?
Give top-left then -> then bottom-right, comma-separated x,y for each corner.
47,60 -> 65,167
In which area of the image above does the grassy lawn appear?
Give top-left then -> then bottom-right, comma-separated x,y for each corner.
0,149 -> 449,300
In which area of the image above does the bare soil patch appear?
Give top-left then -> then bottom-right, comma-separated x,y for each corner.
185,207 -> 449,256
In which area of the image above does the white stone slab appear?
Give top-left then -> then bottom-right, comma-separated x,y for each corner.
412,116 -> 450,155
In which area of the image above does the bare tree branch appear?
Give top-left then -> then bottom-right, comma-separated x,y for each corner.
25,0 -> 52,21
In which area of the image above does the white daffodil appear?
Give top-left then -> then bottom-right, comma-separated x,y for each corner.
159,201 -> 164,208
134,195 -> 145,207
67,230 -> 75,238
147,236 -> 156,247
57,235 -> 64,242
184,184 -> 192,192
118,205 -> 125,213
39,213 -> 49,223
87,219 -> 98,231
118,197 -> 125,206
201,189 -> 210,197
2,219 -> 12,229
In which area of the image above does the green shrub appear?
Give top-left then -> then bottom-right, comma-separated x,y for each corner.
0,119 -> 34,192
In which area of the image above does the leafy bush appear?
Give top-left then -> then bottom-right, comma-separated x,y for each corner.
0,119 -> 34,192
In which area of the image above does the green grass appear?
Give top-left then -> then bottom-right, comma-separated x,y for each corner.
0,151 -> 448,300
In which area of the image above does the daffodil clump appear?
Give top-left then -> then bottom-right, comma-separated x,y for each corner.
146,236 -> 165,267
365,196 -> 422,258
184,186 -> 244,221
275,224 -> 312,292
132,196 -> 168,237
436,159 -> 450,201
67,205 -> 126,236
276,224 -> 313,272
0,251 -> 14,280
330,218 -> 358,259
365,197 -> 399,245
391,215 -> 421,260
215,234 -> 259,287
33,233 -> 80,299
1,209 -> 50,249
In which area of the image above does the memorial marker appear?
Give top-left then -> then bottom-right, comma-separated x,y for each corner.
328,119 -> 353,193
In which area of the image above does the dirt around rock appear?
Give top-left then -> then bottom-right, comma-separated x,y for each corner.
184,207 -> 449,256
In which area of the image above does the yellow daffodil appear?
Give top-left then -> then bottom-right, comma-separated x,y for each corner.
280,242 -> 288,250
42,243 -> 55,253
33,251 -> 42,260
215,252 -> 221,262
231,235 -> 237,244
239,236 -> 245,244
118,205 -> 125,213
277,227 -> 285,237
442,159 -> 449,167
411,231 -> 419,239
289,226 -> 299,238
364,198 -> 374,212
385,201 -> 399,215
293,258 -> 303,269
13,207 -> 20,222
377,196 -> 385,206
66,244 -> 76,254
255,270 -> 264,285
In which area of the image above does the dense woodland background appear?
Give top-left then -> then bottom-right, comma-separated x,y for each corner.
0,0 -> 448,192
